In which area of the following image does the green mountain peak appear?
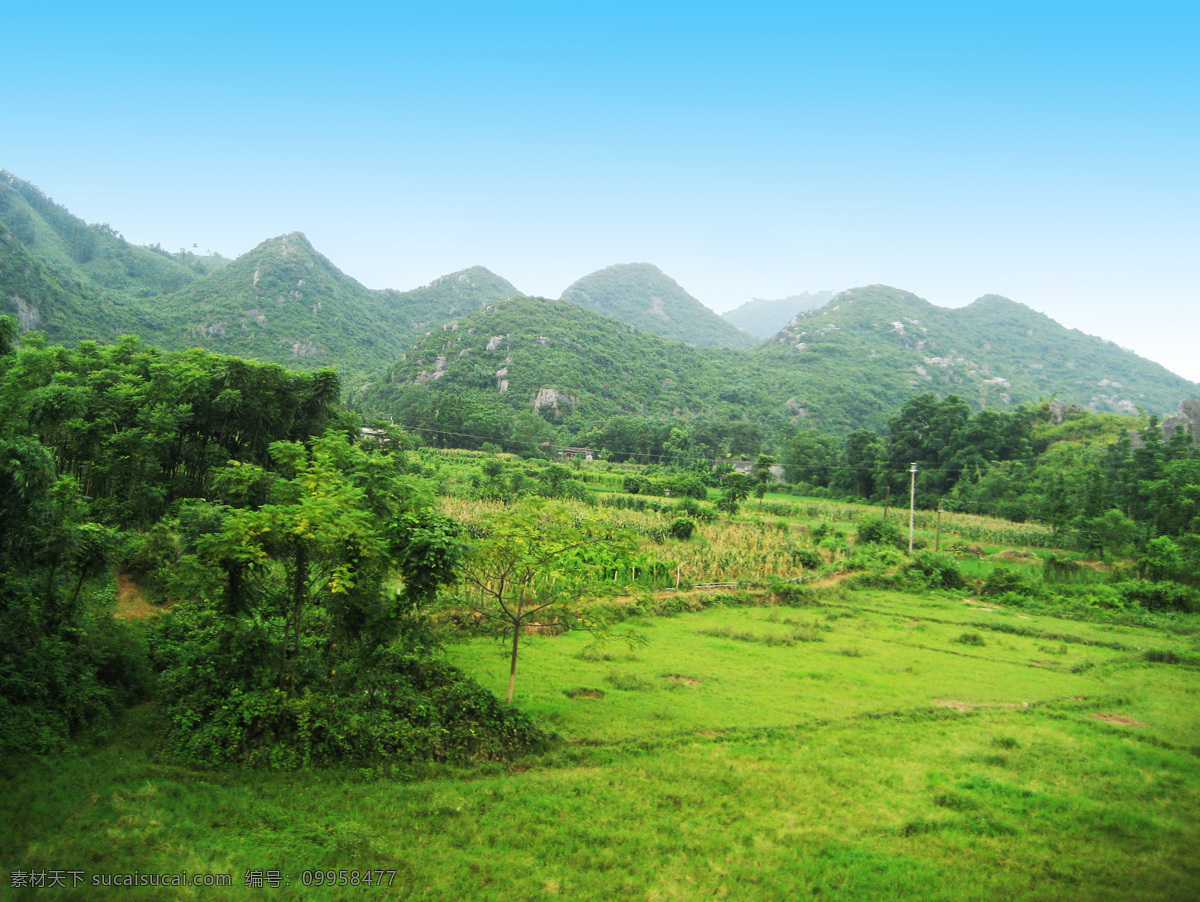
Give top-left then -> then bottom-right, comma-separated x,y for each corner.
560,262 -> 758,350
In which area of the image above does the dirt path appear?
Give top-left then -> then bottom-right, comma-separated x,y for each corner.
113,572 -> 165,620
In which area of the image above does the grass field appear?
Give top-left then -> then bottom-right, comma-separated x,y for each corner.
5,585 -> 1200,901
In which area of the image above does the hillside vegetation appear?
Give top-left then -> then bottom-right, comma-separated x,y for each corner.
757,285 -> 1197,430
378,265 -> 524,337
359,295 -> 770,456
149,232 -> 411,382
0,170 -> 200,298
1,170 -> 1196,434
561,262 -> 758,350
359,288 -> 1199,461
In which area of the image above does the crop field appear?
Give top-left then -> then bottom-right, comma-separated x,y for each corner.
5,584 -> 1200,901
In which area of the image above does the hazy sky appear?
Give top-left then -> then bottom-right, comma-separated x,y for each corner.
6,2 -> 1198,380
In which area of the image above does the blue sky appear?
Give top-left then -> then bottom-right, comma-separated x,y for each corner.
6,1 -> 1199,381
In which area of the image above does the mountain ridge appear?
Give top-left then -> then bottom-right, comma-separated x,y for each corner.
721,291 -> 836,338
757,285 -> 1196,425
0,170 -> 1194,430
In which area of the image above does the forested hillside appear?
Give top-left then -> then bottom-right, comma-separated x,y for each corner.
756,285 -> 1197,430
149,232 -> 411,382
359,296 -> 772,458
0,170 -> 202,297
378,265 -> 524,336
1,171 -> 1195,440
358,288 -> 1199,462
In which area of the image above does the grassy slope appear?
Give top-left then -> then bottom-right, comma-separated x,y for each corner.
4,581 -> 1198,901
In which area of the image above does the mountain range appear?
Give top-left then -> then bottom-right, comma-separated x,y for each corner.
721,291 -> 836,338
1,169 -> 1195,439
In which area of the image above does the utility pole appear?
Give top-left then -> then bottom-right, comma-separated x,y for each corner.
908,462 -> 918,553
935,499 -> 943,553
882,486 -> 891,525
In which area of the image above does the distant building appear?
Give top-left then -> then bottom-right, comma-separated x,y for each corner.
728,460 -> 785,482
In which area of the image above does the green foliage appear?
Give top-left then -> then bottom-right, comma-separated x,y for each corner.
904,551 -> 966,590
1115,580 -> 1200,614
561,262 -> 757,350
673,496 -> 716,522
0,338 -> 341,526
980,568 -> 1033,598
717,473 -> 751,519
151,603 -> 542,767
856,517 -> 901,545
393,511 -> 465,605
667,517 -> 697,541
1138,536 -> 1184,582
148,433 -> 530,767
752,453 -> 776,498
453,503 -> 639,702
0,454 -> 151,757
0,313 -> 16,356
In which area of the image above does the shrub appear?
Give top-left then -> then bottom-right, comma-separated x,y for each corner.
151,604 -> 545,768
789,548 -> 822,569
1144,649 -> 1183,664
980,568 -> 1030,597
770,583 -> 817,606
856,518 -> 901,545
905,551 -> 966,590
1116,580 -> 1200,613
667,518 -> 696,541
623,475 -> 647,495
673,476 -> 709,500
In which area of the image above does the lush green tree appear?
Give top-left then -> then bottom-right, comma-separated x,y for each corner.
0,314 -> 17,356
1077,509 -> 1139,561
151,430 -> 529,767
1138,536 -> 1183,582
717,472 -> 751,519
752,453 -> 777,498
783,430 -> 838,487
832,429 -> 883,497
455,504 -> 636,703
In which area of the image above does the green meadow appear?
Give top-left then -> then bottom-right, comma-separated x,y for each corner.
6,586 -> 1200,901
